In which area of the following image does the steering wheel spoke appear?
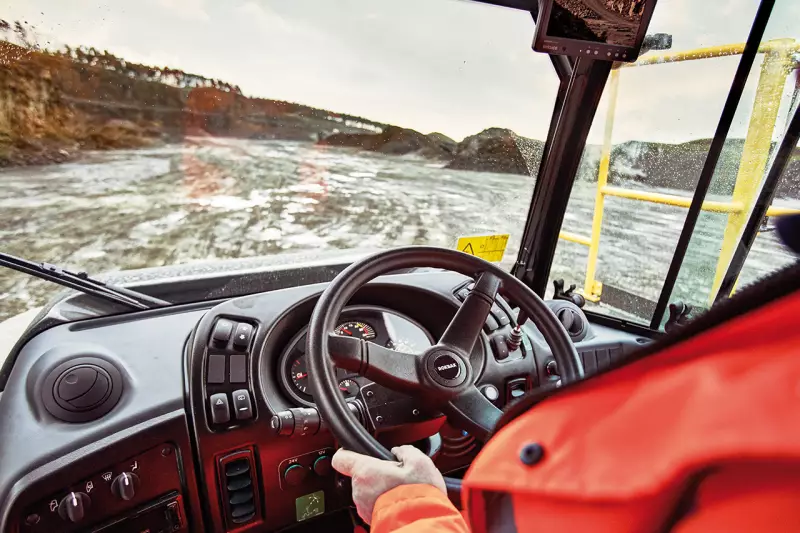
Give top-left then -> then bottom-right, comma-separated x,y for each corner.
328,333 -> 422,393
443,385 -> 503,442
439,271 -> 501,355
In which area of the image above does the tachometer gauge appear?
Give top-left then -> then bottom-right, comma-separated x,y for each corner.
338,378 -> 359,398
334,321 -> 376,340
290,355 -> 310,395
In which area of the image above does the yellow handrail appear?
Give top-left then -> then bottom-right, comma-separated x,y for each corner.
622,40 -> 800,67
560,38 -> 800,306
602,187 -> 744,213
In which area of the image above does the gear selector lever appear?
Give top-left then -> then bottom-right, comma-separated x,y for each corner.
506,310 -> 528,352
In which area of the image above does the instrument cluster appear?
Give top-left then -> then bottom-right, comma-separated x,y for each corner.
277,306 -> 433,406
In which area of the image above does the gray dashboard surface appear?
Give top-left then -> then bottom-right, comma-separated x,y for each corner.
0,307 -> 208,530
0,268 -> 649,533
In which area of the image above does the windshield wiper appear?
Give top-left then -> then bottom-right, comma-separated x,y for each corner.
0,253 -> 170,311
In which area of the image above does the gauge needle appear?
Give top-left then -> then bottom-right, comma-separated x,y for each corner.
296,372 -> 308,379
342,329 -> 352,335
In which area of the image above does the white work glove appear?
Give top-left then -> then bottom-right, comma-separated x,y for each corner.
332,445 -> 447,525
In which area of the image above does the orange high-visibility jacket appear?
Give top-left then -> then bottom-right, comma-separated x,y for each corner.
372,277 -> 800,532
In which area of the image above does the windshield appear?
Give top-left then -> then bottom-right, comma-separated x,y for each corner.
549,0 -> 800,327
0,0 -> 560,322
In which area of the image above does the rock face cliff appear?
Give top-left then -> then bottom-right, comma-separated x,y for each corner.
446,128 -> 544,176
317,126 -> 454,159
607,139 -> 800,199
0,41 -> 384,165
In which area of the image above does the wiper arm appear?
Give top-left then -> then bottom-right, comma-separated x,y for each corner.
0,253 -> 170,311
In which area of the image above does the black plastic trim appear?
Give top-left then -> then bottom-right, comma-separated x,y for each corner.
583,309 -> 659,339
513,58 -> 612,295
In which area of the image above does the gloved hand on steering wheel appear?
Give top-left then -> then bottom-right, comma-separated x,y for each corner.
332,445 -> 446,524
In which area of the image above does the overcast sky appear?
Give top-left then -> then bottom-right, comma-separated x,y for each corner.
3,0 -> 800,143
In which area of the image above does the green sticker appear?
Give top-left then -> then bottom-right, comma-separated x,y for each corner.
295,490 -> 325,522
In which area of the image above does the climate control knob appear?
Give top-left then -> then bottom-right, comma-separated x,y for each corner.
58,492 -> 91,523
283,464 -> 308,487
111,472 -> 140,501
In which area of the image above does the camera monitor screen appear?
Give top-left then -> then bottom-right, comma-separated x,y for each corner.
533,0 -> 657,62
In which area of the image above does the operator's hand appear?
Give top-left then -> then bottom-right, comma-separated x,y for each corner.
332,445 -> 446,524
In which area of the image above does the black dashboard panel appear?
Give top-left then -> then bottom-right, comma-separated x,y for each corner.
0,306 -> 209,533
0,269 -> 648,533
186,272 -> 494,533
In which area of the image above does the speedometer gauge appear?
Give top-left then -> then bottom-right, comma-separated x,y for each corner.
290,356 -> 310,395
334,321 -> 376,340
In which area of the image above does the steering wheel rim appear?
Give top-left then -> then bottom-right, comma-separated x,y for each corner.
307,246 -> 583,461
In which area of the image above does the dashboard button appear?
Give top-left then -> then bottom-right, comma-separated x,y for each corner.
210,393 -> 230,424
491,335 -> 509,361
230,354 -> 247,383
212,319 -> 234,345
596,348 -> 610,370
483,314 -> 500,332
207,354 -> 226,384
609,345 -> 623,363
232,323 -> 254,351
481,384 -> 499,402
491,303 -> 511,326
232,389 -> 253,420
581,350 -> 597,375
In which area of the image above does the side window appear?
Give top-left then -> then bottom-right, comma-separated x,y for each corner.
549,0 -> 800,326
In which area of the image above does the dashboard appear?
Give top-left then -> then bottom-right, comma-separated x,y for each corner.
0,270 -> 647,533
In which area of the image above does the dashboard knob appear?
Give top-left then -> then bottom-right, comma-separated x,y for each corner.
313,455 -> 333,477
111,472 -> 140,501
283,464 -> 308,487
58,492 -> 90,523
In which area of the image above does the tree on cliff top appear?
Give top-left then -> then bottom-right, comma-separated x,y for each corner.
0,19 -> 41,50
54,45 -> 243,94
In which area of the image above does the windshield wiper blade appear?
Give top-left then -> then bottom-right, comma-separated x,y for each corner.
0,253 -> 170,311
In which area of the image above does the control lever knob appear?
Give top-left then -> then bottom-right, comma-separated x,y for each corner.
58,492 -> 90,523
111,472 -> 140,501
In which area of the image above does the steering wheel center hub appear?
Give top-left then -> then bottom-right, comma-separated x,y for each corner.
425,349 -> 468,387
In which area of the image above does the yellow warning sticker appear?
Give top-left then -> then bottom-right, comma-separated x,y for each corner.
455,234 -> 509,262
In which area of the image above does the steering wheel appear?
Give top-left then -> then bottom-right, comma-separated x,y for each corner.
307,246 -> 583,462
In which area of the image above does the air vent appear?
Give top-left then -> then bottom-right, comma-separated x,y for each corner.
218,450 -> 260,529
557,308 -> 582,335
41,354 -> 124,423
548,300 -> 588,342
